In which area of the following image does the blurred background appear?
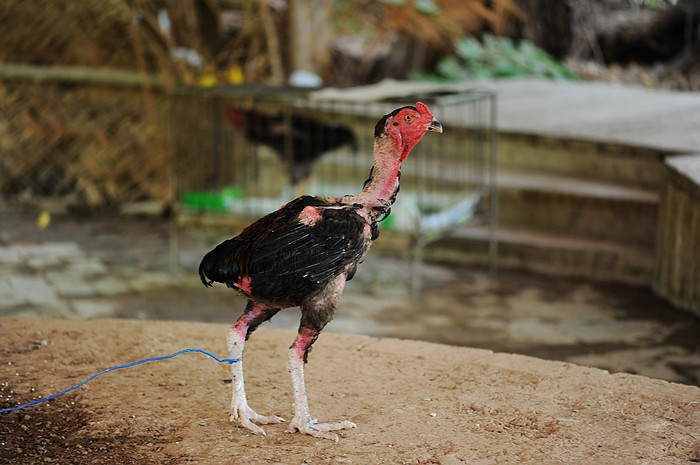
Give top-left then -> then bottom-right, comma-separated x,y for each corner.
1,0 -> 699,386
1,0 -> 699,210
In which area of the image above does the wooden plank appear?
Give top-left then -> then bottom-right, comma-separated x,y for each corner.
0,63 -> 163,89
653,154 -> 700,316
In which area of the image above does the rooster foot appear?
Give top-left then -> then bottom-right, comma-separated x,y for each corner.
230,401 -> 285,436
288,416 -> 356,441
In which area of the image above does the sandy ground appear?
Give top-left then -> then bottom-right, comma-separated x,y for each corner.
1,317 -> 698,465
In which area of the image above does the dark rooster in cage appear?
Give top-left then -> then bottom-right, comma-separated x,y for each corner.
200,102 -> 442,440
224,106 -> 357,195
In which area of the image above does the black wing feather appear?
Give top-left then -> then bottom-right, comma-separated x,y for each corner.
246,206 -> 368,300
199,196 -> 370,306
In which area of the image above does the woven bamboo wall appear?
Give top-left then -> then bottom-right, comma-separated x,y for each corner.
0,79 -> 170,210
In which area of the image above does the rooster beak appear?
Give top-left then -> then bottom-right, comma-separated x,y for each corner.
428,120 -> 443,133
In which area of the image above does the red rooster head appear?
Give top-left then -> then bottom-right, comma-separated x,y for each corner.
375,102 -> 442,161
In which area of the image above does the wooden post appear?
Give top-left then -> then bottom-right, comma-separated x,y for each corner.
259,0 -> 284,85
288,0 -> 332,77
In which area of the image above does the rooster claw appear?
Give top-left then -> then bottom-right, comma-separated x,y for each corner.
288,418 -> 356,441
230,403 -> 285,436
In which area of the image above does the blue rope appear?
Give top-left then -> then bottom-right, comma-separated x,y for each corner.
0,348 -> 237,414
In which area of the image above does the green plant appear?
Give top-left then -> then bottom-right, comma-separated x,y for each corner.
379,0 -> 441,15
412,34 -> 578,82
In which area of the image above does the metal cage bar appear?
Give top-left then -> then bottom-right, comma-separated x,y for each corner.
170,85 -> 497,290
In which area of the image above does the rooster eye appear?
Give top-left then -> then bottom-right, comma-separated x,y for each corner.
405,114 -> 413,122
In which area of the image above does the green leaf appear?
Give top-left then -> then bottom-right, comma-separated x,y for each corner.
494,62 -> 525,78
455,37 -> 484,62
467,62 -> 493,79
436,57 -> 470,81
415,0 -> 440,15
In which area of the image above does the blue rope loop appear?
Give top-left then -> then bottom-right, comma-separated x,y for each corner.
0,348 -> 237,414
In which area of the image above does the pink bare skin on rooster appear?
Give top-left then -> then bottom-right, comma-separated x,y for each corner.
199,102 -> 442,440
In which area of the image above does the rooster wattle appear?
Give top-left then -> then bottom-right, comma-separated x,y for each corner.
199,102 -> 442,440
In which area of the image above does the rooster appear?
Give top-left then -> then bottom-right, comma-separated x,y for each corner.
199,102 -> 442,440
224,106 -> 357,195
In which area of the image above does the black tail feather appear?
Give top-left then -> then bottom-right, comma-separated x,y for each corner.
198,239 -> 242,288
198,259 -> 214,287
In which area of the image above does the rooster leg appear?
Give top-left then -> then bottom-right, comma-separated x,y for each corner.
287,303 -> 356,441
228,300 -> 284,435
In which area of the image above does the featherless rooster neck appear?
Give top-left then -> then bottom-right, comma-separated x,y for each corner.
345,101 -> 442,220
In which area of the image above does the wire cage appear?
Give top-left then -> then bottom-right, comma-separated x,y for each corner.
171,85 -> 497,290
